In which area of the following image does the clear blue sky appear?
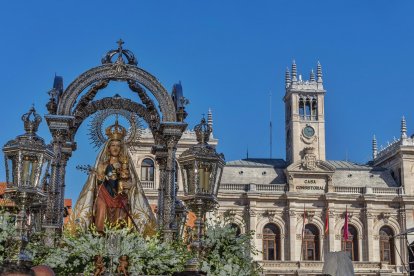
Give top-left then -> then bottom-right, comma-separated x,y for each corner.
1,1 -> 413,201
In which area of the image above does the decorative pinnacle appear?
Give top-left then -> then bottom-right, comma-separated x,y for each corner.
194,117 -> 212,145
317,61 -> 323,83
285,67 -> 291,85
372,135 -> 378,159
207,108 -> 213,131
291,60 -> 297,82
117,39 -> 124,51
310,69 -> 315,82
22,106 -> 42,134
401,116 -> 407,139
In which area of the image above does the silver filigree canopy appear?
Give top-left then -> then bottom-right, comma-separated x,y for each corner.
88,108 -> 143,150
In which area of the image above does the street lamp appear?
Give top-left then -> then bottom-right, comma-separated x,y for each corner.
178,117 -> 225,271
3,106 -> 53,264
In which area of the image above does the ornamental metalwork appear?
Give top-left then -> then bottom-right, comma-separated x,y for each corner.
41,40 -> 188,241
2,107 -> 54,263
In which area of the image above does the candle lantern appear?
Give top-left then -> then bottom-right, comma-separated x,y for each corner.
178,117 -> 225,271
2,107 -> 54,264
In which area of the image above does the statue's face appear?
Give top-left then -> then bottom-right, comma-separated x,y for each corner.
109,140 -> 121,157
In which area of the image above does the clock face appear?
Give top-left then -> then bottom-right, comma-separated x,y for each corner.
303,126 -> 315,138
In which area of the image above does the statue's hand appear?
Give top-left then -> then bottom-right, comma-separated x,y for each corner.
120,180 -> 133,190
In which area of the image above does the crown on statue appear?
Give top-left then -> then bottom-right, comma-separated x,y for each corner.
105,119 -> 127,140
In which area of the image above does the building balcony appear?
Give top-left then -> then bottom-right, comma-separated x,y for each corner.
258,261 -> 404,275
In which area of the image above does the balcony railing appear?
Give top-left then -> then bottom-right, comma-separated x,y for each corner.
141,180 -> 404,196
258,261 -> 402,273
219,183 -> 286,192
141,181 -> 155,189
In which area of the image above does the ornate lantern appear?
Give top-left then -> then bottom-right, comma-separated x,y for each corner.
2,107 -> 53,263
178,117 -> 225,270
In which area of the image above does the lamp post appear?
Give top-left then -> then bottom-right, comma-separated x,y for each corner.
3,107 -> 53,264
178,117 -> 225,271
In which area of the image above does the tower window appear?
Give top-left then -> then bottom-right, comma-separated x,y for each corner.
311,98 -> 318,120
299,98 -> 305,118
305,99 -> 311,120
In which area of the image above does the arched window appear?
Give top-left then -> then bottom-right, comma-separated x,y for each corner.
311,98 -> 318,120
299,98 -> 305,118
341,225 -> 359,261
141,158 -> 154,181
380,226 -> 395,264
302,224 -> 320,261
263,223 -> 281,260
305,99 -> 311,120
230,223 -> 241,237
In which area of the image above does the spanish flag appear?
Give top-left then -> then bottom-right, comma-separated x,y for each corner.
324,207 -> 329,236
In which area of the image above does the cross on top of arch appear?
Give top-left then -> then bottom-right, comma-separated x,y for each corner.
101,39 -> 138,66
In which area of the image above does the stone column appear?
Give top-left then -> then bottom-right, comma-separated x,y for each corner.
288,210 -> 297,260
365,206 -> 374,261
398,206 -> 407,271
328,207 -> 335,252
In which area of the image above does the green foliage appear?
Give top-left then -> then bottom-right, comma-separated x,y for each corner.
0,211 -> 19,263
200,218 -> 261,276
29,225 -> 192,275
0,210 -> 260,275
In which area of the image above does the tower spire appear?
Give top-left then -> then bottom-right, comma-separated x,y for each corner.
310,69 -> 315,82
291,60 -> 297,83
401,116 -> 407,139
372,135 -> 378,159
285,67 -> 291,86
317,61 -> 323,83
207,108 -> 213,131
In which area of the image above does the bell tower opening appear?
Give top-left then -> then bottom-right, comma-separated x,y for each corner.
284,61 -> 326,165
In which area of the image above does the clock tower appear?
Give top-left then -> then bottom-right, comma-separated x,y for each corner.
284,61 -> 326,165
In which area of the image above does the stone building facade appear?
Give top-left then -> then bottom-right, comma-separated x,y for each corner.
130,64 -> 414,275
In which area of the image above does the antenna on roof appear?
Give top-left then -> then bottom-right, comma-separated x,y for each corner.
246,145 -> 249,159
269,90 -> 273,159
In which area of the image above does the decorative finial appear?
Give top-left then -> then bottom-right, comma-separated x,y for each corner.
317,61 -> 323,83
401,116 -> 407,139
285,67 -> 291,85
101,40 -> 138,66
291,60 -> 297,83
207,108 -> 213,131
372,135 -> 378,159
22,106 -> 42,134
117,39 -> 124,50
310,69 -> 315,82
194,117 -> 212,145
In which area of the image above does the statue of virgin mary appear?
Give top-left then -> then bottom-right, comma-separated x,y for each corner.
72,120 -> 155,234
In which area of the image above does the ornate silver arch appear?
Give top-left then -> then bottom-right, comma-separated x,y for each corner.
57,64 -> 176,122
72,96 -> 159,135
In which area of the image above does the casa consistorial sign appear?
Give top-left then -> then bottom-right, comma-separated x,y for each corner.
294,176 -> 326,193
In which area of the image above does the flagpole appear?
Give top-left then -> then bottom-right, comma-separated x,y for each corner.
343,205 -> 349,252
323,206 -> 329,259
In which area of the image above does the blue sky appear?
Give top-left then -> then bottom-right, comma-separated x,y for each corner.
1,1 -> 413,201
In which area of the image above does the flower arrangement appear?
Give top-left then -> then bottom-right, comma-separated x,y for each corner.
200,218 -> 261,276
0,210 -> 261,275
